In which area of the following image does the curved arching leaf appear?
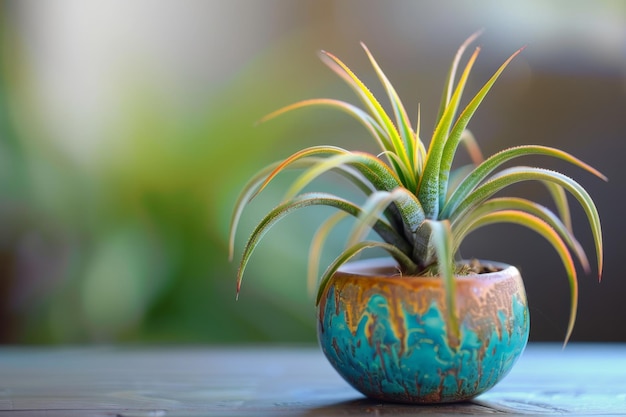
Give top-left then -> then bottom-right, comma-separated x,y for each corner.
283,152 -> 404,201
361,42 -> 417,184
441,145 -> 607,219
315,240 -> 419,305
449,166 -> 603,279
258,98 -> 392,152
459,210 -> 578,345
346,187 -> 426,250
307,211 -> 349,297
453,197 -> 589,273
318,49 -> 410,171
236,192 -> 409,297
251,146 -> 350,201
544,182 -> 572,232
229,157 -> 323,260
281,152 -> 426,237
229,149 -> 381,261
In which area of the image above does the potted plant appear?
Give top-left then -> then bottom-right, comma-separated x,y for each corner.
229,32 -> 605,403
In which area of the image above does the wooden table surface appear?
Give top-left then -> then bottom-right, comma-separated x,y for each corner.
0,344 -> 624,416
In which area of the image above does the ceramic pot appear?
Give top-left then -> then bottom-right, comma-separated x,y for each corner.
317,258 -> 529,403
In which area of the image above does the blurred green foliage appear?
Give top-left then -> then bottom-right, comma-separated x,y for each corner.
0,12 -> 338,344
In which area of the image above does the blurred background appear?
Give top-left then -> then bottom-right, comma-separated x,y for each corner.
0,0 -> 624,344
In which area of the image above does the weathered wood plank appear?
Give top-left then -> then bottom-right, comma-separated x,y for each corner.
0,344 -> 624,416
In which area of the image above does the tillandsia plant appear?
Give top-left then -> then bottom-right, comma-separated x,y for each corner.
229,31 -> 605,343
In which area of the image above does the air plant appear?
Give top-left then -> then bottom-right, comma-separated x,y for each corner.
229,32 -> 605,343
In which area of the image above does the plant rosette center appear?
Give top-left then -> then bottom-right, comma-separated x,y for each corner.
317,258 -> 529,404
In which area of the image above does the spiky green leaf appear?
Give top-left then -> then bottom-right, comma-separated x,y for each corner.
437,29 -> 484,120
236,192 -> 409,297
347,187 -> 425,250
361,42 -> 417,183
418,47 -> 481,217
319,50 -> 413,178
460,210 -> 578,345
258,98 -> 392,152
308,211 -> 349,296
449,166 -> 603,278
442,145 -> 607,219
453,197 -> 589,272
437,47 -> 525,206
422,219 -> 459,340
316,240 -> 419,305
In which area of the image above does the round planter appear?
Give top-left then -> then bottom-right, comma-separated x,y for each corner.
317,258 -> 530,403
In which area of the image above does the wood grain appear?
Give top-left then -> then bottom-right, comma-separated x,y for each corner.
0,344 -> 624,416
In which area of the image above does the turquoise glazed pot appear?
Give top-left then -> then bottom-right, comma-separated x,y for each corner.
317,258 -> 529,404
